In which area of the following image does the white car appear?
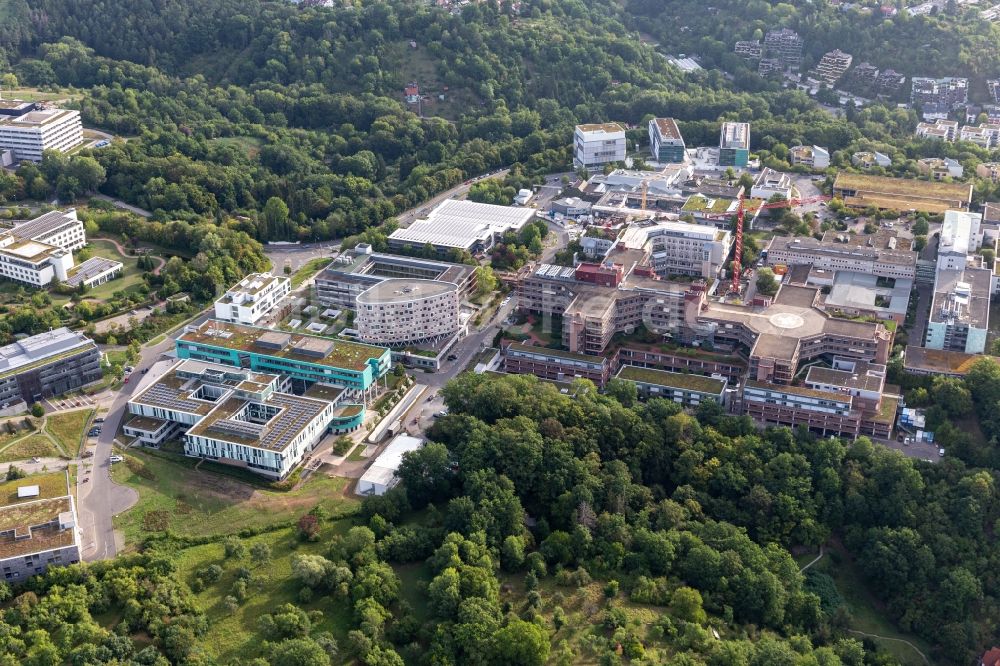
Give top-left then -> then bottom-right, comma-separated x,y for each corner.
109,455 -> 124,463
938,448 -> 945,456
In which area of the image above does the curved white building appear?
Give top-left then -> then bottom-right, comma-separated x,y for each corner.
356,278 -> 459,346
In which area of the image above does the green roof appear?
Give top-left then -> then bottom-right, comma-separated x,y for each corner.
505,342 -> 607,365
179,321 -> 388,372
616,366 -> 726,393
681,194 -> 736,215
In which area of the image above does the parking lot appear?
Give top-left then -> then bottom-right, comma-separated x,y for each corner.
45,393 -> 98,411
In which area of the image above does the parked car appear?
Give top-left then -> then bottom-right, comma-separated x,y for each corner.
447,354 -> 459,361
141,368 -> 149,374
109,455 -> 124,463
939,447 -> 946,456
124,366 -> 134,374
94,417 -> 104,424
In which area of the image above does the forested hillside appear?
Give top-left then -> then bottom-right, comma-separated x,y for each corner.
2,0 -> 984,242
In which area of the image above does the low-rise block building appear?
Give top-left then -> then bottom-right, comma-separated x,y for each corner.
574,123 -> 627,169
789,145 -> 830,169
0,473 -> 80,582
214,272 -> 291,326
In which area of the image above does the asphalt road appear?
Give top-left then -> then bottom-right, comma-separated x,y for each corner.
264,242 -> 341,274
78,326 -> 184,560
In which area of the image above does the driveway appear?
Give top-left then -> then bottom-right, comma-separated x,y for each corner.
78,332 -> 176,560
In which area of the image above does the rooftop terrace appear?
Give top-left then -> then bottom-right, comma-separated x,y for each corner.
616,365 -> 726,393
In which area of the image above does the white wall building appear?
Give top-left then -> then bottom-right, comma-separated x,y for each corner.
0,105 -> 83,163
356,278 -> 459,346
573,123 -> 626,169
619,220 -> 733,279
789,145 -> 830,169
751,168 -> 793,200
356,435 -> 424,496
0,209 -> 97,287
937,210 -> 982,271
214,272 -> 291,326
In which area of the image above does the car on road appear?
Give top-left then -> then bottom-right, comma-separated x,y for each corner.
94,417 -> 104,423
124,366 -> 134,374
124,377 -> 130,384
447,354 -> 459,361
109,455 -> 124,463
141,368 -> 149,374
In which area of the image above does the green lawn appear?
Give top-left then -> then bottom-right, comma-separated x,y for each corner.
347,444 -> 369,462
111,450 -> 359,546
808,545 -> 931,665
45,409 -> 93,457
290,257 -> 329,288
80,238 -> 151,301
0,433 -> 62,462
171,522 -> 355,663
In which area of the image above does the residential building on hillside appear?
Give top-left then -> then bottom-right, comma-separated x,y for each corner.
763,28 -> 803,68
387,199 -> 535,256
789,145 -> 830,169
911,77 -> 969,118
126,359 -> 362,479
851,151 -> 892,169
757,58 -> 782,77
989,79 -> 1000,104
734,40 -> 762,60
875,69 -> 906,94
832,172 -> 972,213
916,157 -> 963,180
851,62 -> 879,86
573,123 -> 627,169
719,122 -> 750,167
0,474 -> 80,581
355,279 -> 460,347
0,328 -> 101,409
976,162 -> 1000,182
648,118 -> 686,163
175,320 -> 391,398
960,123 -> 1000,148
916,119 -> 958,141
0,101 -> 83,162
316,249 -> 476,310
814,49 -> 853,85
213,272 -> 291,326
983,202 -> 1000,242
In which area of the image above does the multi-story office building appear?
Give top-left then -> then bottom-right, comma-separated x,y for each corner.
682,284 -> 893,385
0,102 -> 83,162
763,28 -> 803,68
718,122 -> 750,167
0,328 -> 101,408
740,357 -> 897,439
0,209 -> 120,288
573,123 -> 627,169
355,279 -> 460,347
502,342 -> 612,386
387,199 -> 535,256
925,267 -> 991,354
617,221 -> 732,279
213,272 -> 291,326
937,210 -> 982,270
813,49 -> 853,85
789,145 -> 830,169
648,118 -> 686,163
0,473 -> 80,582
175,320 -> 391,398
751,168 -> 792,200
315,249 -> 476,310
126,360 -> 362,479
765,232 -> 917,280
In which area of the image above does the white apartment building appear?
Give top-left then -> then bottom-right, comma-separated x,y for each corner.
0,106 -> 83,163
916,119 -> 959,141
213,272 -> 291,326
959,123 -> 1000,148
574,123 -> 627,169
356,278 -> 460,346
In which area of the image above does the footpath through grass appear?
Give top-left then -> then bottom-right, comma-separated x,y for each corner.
111,450 -> 359,546
45,409 -> 94,457
804,544 -> 931,665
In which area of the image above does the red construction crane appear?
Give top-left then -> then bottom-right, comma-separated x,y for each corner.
701,194 -> 831,294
